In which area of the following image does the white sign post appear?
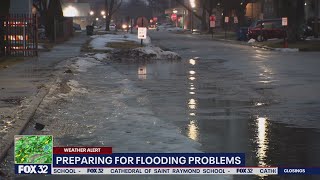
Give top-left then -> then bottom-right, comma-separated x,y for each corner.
224,17 -> 229,39
138,27 -> 147,39
282,17 -> 288,26
224,17 -> 229,23
210,21 -> 216,28
234,17 -> 238,24
282,17 -> 288,48
138,27 -> 147,46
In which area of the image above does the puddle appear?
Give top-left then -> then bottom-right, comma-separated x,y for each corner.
108,55 -> 320,171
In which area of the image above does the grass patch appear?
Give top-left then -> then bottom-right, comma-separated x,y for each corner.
0,57 -> 25,69
106,41 -> 142,49
257,40 -> 320,51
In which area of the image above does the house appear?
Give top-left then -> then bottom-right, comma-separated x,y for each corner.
61,2 -> 91,29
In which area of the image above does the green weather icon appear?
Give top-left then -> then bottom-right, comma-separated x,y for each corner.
15,135 -> 53,164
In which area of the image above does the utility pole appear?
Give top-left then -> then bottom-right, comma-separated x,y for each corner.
316,0 -> 319,38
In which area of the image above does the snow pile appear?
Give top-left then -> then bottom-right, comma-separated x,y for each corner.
166,27 -> 185,32
90,33 -> 151,50
67,80 -> 88,94
275,48 -> 299,52
248,38 -> 256,43
68,56 -> 102,72
93,53 -> 110,61
74,58 -> 100,72
134,45 -> 181,60
110,45 -> 181,61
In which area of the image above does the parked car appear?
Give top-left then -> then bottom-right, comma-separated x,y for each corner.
73,23 -> 81,31
247,19 -> 286,42
109,23 -> 116,31
237,27 -> 249,41
298,24 -> 314,40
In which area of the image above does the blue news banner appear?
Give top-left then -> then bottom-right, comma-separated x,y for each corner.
15,153 -> 320,175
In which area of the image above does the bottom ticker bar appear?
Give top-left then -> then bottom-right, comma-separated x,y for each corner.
52,167 -> 278,175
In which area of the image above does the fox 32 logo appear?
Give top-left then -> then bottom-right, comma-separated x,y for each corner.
15,165 -> 51,174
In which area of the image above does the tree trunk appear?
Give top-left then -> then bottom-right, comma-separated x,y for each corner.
201,4 -> 207,32
283,0 -> 305,42
105,17 -> 111,31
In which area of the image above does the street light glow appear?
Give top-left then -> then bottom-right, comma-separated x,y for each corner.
96,17 -> 99,21
63,6 -> 78,17
103,15 -> 106,19
190,0 -> 196,8
101,10 -> 106,16
89,10 -> 94,16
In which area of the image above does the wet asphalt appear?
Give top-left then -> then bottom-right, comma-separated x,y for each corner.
1,31 -> 320,180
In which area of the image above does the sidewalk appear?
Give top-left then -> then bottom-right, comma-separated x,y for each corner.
181,31 -> 320,51
0,32 -> 89,162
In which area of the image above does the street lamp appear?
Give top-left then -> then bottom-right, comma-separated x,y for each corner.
89,10 -> 94,16
101,10 -> 106,16
173,9 -> 178,27
63,6 -> 78,17
190,0 -> 196,32
190,0 -> 196,8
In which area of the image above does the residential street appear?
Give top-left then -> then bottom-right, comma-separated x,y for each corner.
1,31 -> 320,180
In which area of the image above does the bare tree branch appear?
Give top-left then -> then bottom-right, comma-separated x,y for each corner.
110,0 -> 122,16
174,0 -> 202,20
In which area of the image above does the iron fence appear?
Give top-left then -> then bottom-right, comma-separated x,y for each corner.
0,14 -> 38,57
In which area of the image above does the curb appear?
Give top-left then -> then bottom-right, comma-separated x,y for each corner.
182,33 -> 302,52
0,86 -> 51,163
210,38 -> 301,52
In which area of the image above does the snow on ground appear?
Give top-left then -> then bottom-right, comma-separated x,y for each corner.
157,25 -> 186,33
69,56 -> 102,72
38,44 -> 45,49
247,39 -> 256,43
134,45 -> 181,60
89,33 -> 180,60
275,48 -> 299,52
166,27 -> 186,32
92,53 -> 111,61
90,33 -> 151,50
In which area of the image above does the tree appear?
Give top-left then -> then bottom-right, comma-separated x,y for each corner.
121,0 -> 152,19
147,0 -> 169,17
105,0 -> 123,31
174,0 -> 206,31
33,0 -> 63,40
279,0 -> 305,42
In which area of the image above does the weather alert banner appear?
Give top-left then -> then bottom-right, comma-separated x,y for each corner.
19,135 -> 320,175
52,149 -> 247,175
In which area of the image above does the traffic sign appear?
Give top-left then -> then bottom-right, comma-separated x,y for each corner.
138,27 -> 147,39
225,16 -> 229,23
210,21 -> 216,28
210,15 -> 216,21
282,17 -> 288,26
234,16 -> 238,24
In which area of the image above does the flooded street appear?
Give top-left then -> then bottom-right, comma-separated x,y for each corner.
2,31 -> 320,180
